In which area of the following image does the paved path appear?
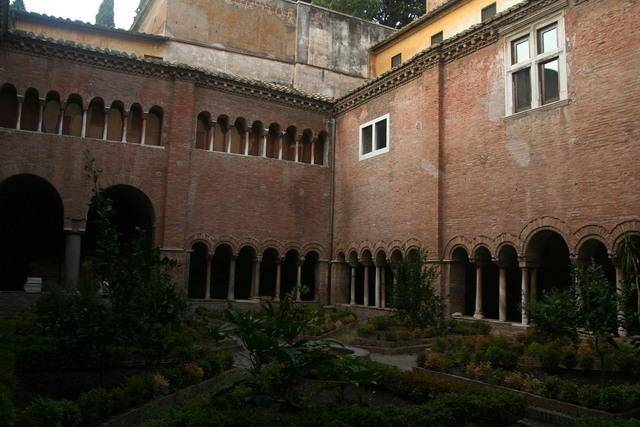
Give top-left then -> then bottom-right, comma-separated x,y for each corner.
368,352 -> 416,371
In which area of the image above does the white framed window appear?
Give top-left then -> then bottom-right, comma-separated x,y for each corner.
359,114 -> 389,160
505,14 -> 567,116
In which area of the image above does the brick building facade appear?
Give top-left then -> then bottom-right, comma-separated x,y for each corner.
0,0 -> 638,327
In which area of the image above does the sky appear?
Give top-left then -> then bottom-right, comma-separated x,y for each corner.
23,0 -> 139,29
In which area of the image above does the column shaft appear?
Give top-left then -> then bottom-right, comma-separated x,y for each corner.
530,268 -> 538,302
16,98 -> 23,129
275,261 -> 282,301
499,267 -> 507,322
81,109 -> 87,138
209,123 -> 215,151
474,265 -> 484,319
374,265 -> 381,308
521,267 -> 530,325
57,106 -> 64,135
615,264 -> 627,337
380,268 -> 386,308
244,131 -> 250,155
37,101 -> 44,132
296,263 -> 302,302
350,266 -> 356,305
363,265 -> 370,306
227,257 -> 236,300
251,259 -> 261,298
102,110 -> 109,140
64,232 -> 82,288
141,117 -> 147,145
121,115 -> 128,142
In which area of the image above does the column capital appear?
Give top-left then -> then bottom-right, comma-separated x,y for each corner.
231,253 -> 239,260
360,260 -> 373,267
16,94 -> 24,102
63,217 -> 86,233
255,255 -> 263,263
348,261 -> 359,268
296,257 -> 305,266
374,260 -> 386,268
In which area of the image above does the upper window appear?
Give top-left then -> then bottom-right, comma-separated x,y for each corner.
431,31 -> 443,45
391,53 -> 402,68
359,114 -> 389,160
481,3 -> 497,22
505,16 -> 566,115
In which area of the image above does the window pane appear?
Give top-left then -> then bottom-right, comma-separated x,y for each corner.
375,119 -> 387,150
512,37 -> 529,64
362,125 -> 373,154
540,58 -> 560,104
538,25 -> 558,53
431,31 -> 443,45
513,67 -> 531,112
481,3 -> 496,22
391,53 -> 402,68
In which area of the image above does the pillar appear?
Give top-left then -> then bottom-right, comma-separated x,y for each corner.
261,131 -> 267,157
294,136 -> 300,162
209,122 -> 215,151
499,266 -> 507,322
226,126 -> 233,153
381,267 -> 387,308
16,95 -> 23,129
37,99 -> 44,132
350,264 -> 356,305
310,139 -> 316,165
278,133 -> 284,160
102,108 -> 110,140
474,264 -> 484,319
140,114 -> 148,145
121,113 -> 128,143
57,103 -> 65,135
363,261 -> 370,306
251,256 -> 261,299
244,130 -> 250,155
204,253 -> 213,300
521,265 -> 530,325
296,257 -> 304,302
274,258 -> 282,301
81,109 -> 87,138
227,254 -> 237,300
64,230 -> 83,288
374,263 -> 382,308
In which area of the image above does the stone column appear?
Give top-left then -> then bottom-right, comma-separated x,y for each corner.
274,258 -> 282,301
102,108 -> 110,140
294,135 -> 300,162
363,261 -> 371,306
226,126 -> 233,153
16,95 -> 23,129
251,256 -> 261,299
474,263 -> 484,319
498,265 -> 507,322
81,109 -> 87,138
296,257 -> 304,302
520,264 -> 530,325
350,263 -> 357,305
140,113 -> 148,145
121,113 -> 128,143
613,257 -> 627,337
64,230 -> 83,289
278,132 -> 284,160
58,103 -> 65,135
244,130 -> 250,155
227,254 -> 237,301
209,122 -> 216,151
204,252 -> 213,300
310,138 -> 316,165
37,99 -> 44,132
261,130 -> 268,157
374,262 -> 382,308
380,267 -> 387,308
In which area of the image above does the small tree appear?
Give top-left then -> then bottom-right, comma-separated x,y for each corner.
10,0 -> 26,11
390,251 -> 444,327
95,0 -> 115,28
619,235 -> 640,334
526,289 -> 579,342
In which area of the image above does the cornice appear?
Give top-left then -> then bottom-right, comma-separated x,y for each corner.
0,30 -> 334,114
335,0 -> 565,115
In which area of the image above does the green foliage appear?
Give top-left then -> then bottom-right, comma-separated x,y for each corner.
527,289 -> 579,341
390,251 -> 444,328
541,377 -> 640,412
10,0 -> 26,11
198,351 -> 234,379
0,323 -> 16,427
95,0 -> 115,27
78,388 -> 112,424
537,342 -> 562,370
619,235 -> 640,334
310,0 -> 424,28
568,418 -> 640,427
25,398 -> 81,427
485,337 -> 519,370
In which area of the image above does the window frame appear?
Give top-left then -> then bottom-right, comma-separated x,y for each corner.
431,31 -> 444,45
481,2 -> 496,22
359,114 -> 390,161
504,14 -> 567,116
391,53 -> 402,68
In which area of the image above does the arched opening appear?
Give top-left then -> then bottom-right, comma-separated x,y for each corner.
234,246 -> 255,300
0,83 -> 18,129
43,91 -> 61,134
498,245 -> 522,322
62,94 -> 83,136
362,250 -> 374,306
21,88 -> 40,131
188,242 -> 208,299
283,127 -> 296,161
211,244 -> 232,299
146,106 -> 163,146
266,123 -> 280,159
450,247 -> 475,316
301,251 -> 318,301
578,239 -> 615,287
249,121 -> 262,156
335,252 -> 349,304
230,118 -> 245,154
195,112 -> 211,150
281,250 -> 299,298
387,250 -> 403,307
127,104 -> 143,144
315,132 -> 328,166
0,174 -> 65,291
475,246 -> 498,319
84,185 -> 155,261
375,250 -> 388,308
213,115 -> 228,152
260,248 -> 278,298
299,129 -> 313,164
85,98 -> 105,139
526,230 -> 571,296
107,101 -> 124,141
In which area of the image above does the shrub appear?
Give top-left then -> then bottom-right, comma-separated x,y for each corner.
27,397 -> 81,427
357,325 -> 375,338
380,368 -> 476,401
183,362 -> 205,386
577,385 -> 601,409
431,338 -> 447,353
540,376 -> 562,398
465,361 -> 492,381
384,330 -> 398,341
78,388 -> 112,423
397,330 -> 413,341
424,391 -> 527,427
425,352 -> 452,371
538,343 -> 562,370
569,418 -> 640,427
486,338 -> 519,370
121,373 -> 161,408
0,385 -> 15,427
416,352 -> 426,368
561,345 -> 578,369
578,346 -> 596,370
198,351 -> 234,379
609,343 -> 640,373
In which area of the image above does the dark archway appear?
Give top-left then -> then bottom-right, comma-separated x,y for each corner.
211,244 -> 232,299
21,88 -> 40,131
62,94 -> 83,136
301,251 -> 318,301
578,239 -> 615,288
196,112 -> 211,150
450,247 -> 474,316
498,245 -> 522,322
188,242 -> 208,299
0,83 -> 18,129
527,230 -> 571,295
235,246 -> 255,300
281,250 -> 299,298
0,174 -> 65,291
86,98 -> 105,139
260,248 -> 278,298
146,107 -> 163,146
476,246 -> 498,319
127,104 -> 143,144
43,91 -> 61,134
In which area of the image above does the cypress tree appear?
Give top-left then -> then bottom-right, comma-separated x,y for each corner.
10,0 -> 26,12
95,0 -> 115,28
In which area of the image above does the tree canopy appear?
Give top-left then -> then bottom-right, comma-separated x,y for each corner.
311,0 -> 424,29
95,0 -> 115,28
10,0 -> 26,12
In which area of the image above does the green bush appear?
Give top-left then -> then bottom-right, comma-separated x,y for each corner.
78,388 -> 112,423
384,330 -> 398,341
538,343 -> 562,370
120,373 -> 161,408
610,343 -> 640,373
423,391 -> 526,426
540,376 -> 563,399
26,397 -> 81,427
198,351 -> 234,379
0,385 -> 16,427
380,368 -> 476,401
561,345 -> 578,369
578,349 -> 596,370
416,352 -> 426,368
568,418 -> 640,427
577,385 -> 601,409
486,338 -> 519,370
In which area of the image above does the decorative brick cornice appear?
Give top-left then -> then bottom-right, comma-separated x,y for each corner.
0,30 -> 335,114
335,0 -> 566,115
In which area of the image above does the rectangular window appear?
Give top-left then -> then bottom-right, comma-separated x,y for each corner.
391,53 -> 402,68
431,31 -> 443,45
359,114 -> 390,160
481,3 -> 496,22
505,16 -> 566,115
